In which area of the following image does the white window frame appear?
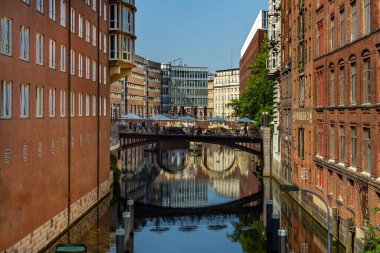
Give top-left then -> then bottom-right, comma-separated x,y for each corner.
1,81 -> 12,118
93,0 -> 97,12
92,25 -> 97,46
103,97 -> 106,116
85,57 -> 90,79
36,33 -> 44,65
92,95 -> 96,116
20,25 -> 30,61
60,0 -> 67,27
60,89 -> 66,117
99,63 -> 102,83
109,4 -> 119,29
60,44 -> 66,72
103,34 -> 107,53
36,0 -> 44,13
78,92 -> 83,116
92,60 -> 96,81
49,0 -> 56,21
103,2 -> 107,21
78,14 -> 83,38
78,53 -> 83,77
99,31 -> 102,50
49,88 -> 56,117
70,91 -> 75,117
20,83 -> 29,118
1,17 -> 12,56
103,65 -> 106,84
70,49 -> 75,75
49,39 -> 56,69
36,86 -> 44,118
85,20 -> 90,42
99,96 -> 102,116
85,94 -> 90,116
70,7 -> 75,33
109,34 -> 118,60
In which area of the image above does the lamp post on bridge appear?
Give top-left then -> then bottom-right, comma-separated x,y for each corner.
280,184 -> 331,253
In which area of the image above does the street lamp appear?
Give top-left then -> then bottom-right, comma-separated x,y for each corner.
280,184 -> 331,253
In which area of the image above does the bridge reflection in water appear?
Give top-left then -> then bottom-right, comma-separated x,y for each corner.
45,140 -> 345,253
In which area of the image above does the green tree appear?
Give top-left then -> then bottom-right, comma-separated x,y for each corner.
228,35 -> 274,128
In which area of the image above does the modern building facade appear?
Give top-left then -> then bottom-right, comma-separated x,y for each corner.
125,55 -> 161,117
207,73 -> 214,118
278,0 -> 380,251
267,0 -> 281,176
109,0 -> 136,119
161,64 -> 208,118
0,0 -> 111,251
240,10 -> 268,95
213,68 -> 240,120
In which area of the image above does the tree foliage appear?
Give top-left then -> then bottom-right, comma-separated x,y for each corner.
228,35 -> 274,128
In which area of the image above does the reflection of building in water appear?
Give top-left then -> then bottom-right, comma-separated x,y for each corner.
211,179 -> 240,198
202,144 -> 235,172
160,180 -> 208,208
121,145 -> 145,172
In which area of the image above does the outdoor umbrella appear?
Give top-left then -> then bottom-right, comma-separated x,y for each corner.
209,116 -> 225,122
178,115 -> 195,121
149,114 -> 170,120
238,117 -> 253,123
120,113 -> 143,120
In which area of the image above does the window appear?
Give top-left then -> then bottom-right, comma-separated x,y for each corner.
49,39 -> 56,69
92,95 -> 96,116
78,14 -> 83,38
298,128 -> 304,159
1,81 -> 12,118
317,166 -> 324,189
109,4 -> 119,29
363,0 -> 371,35
122,6 -> 128,32
60,44 -> 66,72
364,128 -> 371,173
317,124 -> 324,156
351,2 -> 357,41
85,57 -> 90,79
103,65 -> 106,84
49,88 -> 56,117
330,16 -> 335,50
22,0 -> 30,4
350,63 -> 356,104
330,125 -> 335,161
339,66 -> 344,105
1,17 -> 12,56
78,53 -> 83,77
92,25 -> 96,46
78,92 -> 82,116
317,22 -> 324,56
103,34 -> 107,53
49,0 -> 56,20
330,69 -> 334,105
340,11 -> 345,46
70,91 -> 75,117
317,71 -> 324,106
99,96 -> 102,116
99,0 -> 102,16
60,0 -> 66,27
70,49 -> 75,75
103,97 -> 106,116
351,127 -> 356,167
60,89 -> 66,117
363,58 -> 370,103
85,94 -> 90,116
36,0 -> 44,13
122,36 -> 132,61
298,76 -> 305,107
92,60 -> 96,81
86,0 -> 90,6
92,0 -> 96,11
36,33 -> 44,65
340,126 -> 345,163
20,26 -> 30,61
20,84 -> 29,118
36,86 -> 44,118
70,7 -> 75,33
99,31 -> 102,50
85,20 -> 90,42
104,2 -> 107,21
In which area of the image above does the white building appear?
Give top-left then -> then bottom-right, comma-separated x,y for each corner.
213,68 -> 240,120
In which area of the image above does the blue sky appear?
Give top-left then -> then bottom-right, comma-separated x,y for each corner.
135,0 -> 268,72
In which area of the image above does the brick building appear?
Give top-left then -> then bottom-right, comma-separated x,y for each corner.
279,0 -> 380,251
0,0 -> 111,251
125,55 -> 161,117
239,10 -> 268,95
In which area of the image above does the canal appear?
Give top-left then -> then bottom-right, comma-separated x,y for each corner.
46,141 -> 345,253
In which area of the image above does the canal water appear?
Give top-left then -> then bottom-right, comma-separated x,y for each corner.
47,141 -> 345,253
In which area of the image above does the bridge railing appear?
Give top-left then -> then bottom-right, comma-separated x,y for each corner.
118,125 -> 262,139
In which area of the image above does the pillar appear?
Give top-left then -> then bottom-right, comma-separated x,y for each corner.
261,126 -> 271,177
